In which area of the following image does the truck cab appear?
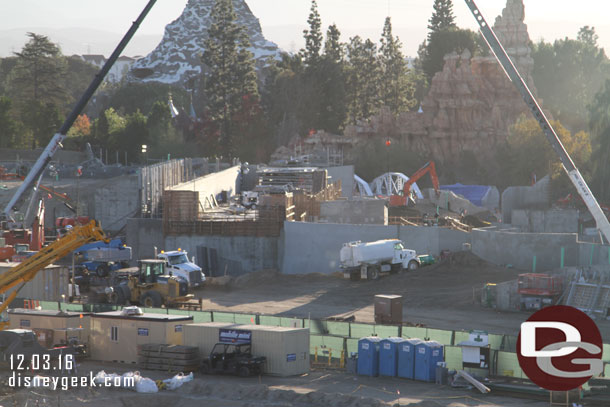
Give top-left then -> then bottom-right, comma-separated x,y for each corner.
157,249 -> 205,288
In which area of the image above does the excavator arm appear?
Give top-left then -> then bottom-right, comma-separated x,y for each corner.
390,162 -> 440,206
0,220 -> 106,328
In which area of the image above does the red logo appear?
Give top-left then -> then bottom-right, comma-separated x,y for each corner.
517,305 -> 603,391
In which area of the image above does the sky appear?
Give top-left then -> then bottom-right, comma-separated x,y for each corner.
0,0 -> 608,57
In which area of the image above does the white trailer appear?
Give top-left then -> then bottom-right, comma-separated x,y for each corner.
339,239 -> 419,280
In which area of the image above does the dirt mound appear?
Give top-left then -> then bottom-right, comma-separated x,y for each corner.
173,380 -> 383,407
444,250 -> 494,268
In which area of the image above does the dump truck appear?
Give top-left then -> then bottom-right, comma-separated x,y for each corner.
340,239 -> 420,280
157,249 -> 205,288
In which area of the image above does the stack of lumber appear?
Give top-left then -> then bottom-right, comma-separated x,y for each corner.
137,344 -> 200,372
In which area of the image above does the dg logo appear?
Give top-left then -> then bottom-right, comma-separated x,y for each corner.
517,305 -> 603,391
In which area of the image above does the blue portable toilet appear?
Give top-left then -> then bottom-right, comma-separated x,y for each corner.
379,337 -> 405,377
414,341 -> 444,382
397,338 -> 422,379
358,337 -> 381,376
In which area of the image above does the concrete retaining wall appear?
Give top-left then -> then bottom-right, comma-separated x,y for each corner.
165,234 -> 279,276
125,218 -> 164,262
93,175 -> 139,232
511,209 -> 579,233
326,166 -> 354,198
169,166 -> 240,208
501,176 -> 550,224
281,222 -> 470,275
472,228 -> 580,271
319,199 -> 387,225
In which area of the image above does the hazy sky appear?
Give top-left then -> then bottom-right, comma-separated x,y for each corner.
0,0 -> 608,57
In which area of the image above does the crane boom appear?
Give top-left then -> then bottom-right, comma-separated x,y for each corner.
2,0 -> 158,221
0,220 -> 106,328
463,0 -> 610,244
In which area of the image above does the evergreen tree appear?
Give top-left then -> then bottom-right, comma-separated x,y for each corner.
316,24 -> 347,133
427,0 -> 456,40
8,33 -> 67,146
302,0 -> 323,67
0,96 -> 17,148
324,24 -> 343,62
346,36 -> 381,123
201,0 -> 259,158
379,17 -> 416,114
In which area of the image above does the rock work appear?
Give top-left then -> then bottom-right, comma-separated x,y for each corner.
130,0 -> 281,84
344,0 -> 539,162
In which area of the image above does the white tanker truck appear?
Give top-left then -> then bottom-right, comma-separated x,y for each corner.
339,239 -> 420,281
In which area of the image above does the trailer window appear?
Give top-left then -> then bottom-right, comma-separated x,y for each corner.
111,326 -> 118,342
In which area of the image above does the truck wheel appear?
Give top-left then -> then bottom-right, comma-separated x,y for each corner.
238,366 -> 251,377
408,260 -> 419,271
367,267 -> 380,281
109,286 -> 125,305
96,264 -> 109,277
200,362 -> 210,374
141,291 -> 163,308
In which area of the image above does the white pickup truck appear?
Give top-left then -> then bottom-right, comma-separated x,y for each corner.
157,249 -> 206,288
340,239 -> 420,280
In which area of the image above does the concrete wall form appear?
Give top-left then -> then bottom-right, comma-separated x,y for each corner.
511,209 -> 579,233
501,176 -> 550,224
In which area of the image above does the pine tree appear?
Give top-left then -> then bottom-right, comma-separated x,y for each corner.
8,33 -> 68,146
302,0 -> 323,67
324,24 -> 343,62
427,0 -> 456,40
379,17 -> 416,114
201,0 -> 259,158
346,36 -> 381,123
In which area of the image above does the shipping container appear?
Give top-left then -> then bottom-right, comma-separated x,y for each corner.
8,308 -> 91,347
90,311 -> 192,363
1,263 -> 69,301
183,323 -> 309,376
414,341 -> 444,382
379,337 -> 405,377
357,337 -> 381,377
397,338 -> 422,379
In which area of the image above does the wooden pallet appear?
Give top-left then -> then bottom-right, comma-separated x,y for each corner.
137,344 -> 200,372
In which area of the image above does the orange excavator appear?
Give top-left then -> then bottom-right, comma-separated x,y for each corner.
389,161 -> 440,207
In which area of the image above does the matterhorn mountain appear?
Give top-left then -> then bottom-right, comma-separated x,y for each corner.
130,0 -> 282,85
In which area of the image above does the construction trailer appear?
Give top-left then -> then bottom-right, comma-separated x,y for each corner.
90,311 -> 192,364
0,263 -> 70,302
8,308 -> 90,348
184,322 -> 310,376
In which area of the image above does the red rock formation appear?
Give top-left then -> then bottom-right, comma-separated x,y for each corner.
345,0 -> 539,162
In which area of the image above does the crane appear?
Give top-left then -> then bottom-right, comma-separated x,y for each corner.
463,0 -> 610,244
0,221 -> 106,330
1,0 -> 158,224
389,161 -> 440,207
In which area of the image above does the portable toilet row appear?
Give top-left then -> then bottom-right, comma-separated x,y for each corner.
358,337 -> 444,382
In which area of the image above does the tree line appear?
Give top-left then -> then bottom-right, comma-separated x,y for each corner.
4,0 -> 610,203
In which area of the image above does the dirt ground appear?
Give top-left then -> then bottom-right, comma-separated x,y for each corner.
196,252 -> 610,341
0,362 -> 549,407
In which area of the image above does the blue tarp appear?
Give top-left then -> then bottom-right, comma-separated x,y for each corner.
439,184 -> 491,207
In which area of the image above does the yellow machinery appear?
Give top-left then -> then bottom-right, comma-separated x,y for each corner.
109,259 -> 193,308
0,220 -> 107,329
